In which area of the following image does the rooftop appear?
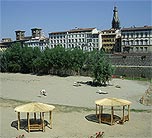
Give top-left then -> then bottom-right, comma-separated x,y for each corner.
121,26 -> 152,31
49,27 -> 96,34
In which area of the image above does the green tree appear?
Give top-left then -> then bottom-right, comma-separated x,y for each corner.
85,50 -> 114,86
3,42 -> 22,72
70,48 -> 86,75
20,46 -> 33,73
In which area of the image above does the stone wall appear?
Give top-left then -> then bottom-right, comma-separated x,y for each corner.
107,53 -> 152,79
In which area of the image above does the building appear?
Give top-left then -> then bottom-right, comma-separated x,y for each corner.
102,29 -> 121,53
121,26 -> 152,53
112,6 -> 120,29
49,27 -> 102,51
24,37 -> 49,51
0,28 -> 49,51
14,28 -> 49,51
24,28 -> 49,51
15,30 -> 26,40
101,6 -> 121,53
0,38 -> 12,51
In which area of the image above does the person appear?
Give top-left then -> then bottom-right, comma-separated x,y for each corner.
40,89 -> 47,96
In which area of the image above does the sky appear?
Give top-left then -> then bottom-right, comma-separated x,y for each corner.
0,0 -> 151,40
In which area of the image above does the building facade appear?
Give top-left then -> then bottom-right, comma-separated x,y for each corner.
0,38 -> 12,51
101,6 -> 121,53
121,26 -> 152,53
102,29 -> 121,53
49,28 -> 102,51
14,28 -> 49,51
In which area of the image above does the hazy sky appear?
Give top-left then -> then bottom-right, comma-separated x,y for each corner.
1,0 -> 151,40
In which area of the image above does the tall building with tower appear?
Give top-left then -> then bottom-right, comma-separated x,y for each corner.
101,6 -> 121,53
112,6 -> 120,29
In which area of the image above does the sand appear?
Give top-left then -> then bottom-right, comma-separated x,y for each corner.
0,73 -> 152,138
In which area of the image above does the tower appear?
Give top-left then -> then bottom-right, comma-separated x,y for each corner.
31,28 -> 42,38
112,6 -> 120,29
15,30 -> 25,40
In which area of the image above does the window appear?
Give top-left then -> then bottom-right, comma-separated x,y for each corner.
72,44 -> 74,48
136,40 -> 139,45
144,47 -> 148,52
122,40 -> 125,45
145,40 -> 148,45
87,39 -> 92,42
131,40 -> 134,45
140,40 -> 143,45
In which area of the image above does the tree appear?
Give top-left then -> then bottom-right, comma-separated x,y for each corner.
70,48 -> 86,75
85,50 -> 114,86
2,42 -> 22,72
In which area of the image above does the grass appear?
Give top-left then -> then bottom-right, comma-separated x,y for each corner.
130,109 -> 151,113
124,77 -> 151,82
0,97 -> 95,113
0,97 -> 151,113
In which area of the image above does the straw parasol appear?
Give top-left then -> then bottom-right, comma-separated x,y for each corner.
14,102 -> 55,132
95,98 -> 131,125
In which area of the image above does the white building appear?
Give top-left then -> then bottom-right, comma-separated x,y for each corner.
121,26 -> 152,53
17,28 -> 50,51
49,28 -> 102,51
24,37 -> 49,51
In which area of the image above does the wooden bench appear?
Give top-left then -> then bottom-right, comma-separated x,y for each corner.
29,124 -> 43,131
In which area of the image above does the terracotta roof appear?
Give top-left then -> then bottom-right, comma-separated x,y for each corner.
23,36 -> 32,40
49,31 -> 67,34
102,28 -> 116,32
31,28 -> 42,30
49,27 -> 96,34
121,26 -> 152,31
69,27 -> 96,33
15,30 -> 25,32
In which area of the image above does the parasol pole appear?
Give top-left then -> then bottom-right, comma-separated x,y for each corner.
128,105 -> 130,121
49,111 -> 52,128
123,106 -> 125,122
34,112 -> 36,121
17,112 -> 20,130
42,112 -> 45,132
111,106 -> 114,125
27,112 -> 30,133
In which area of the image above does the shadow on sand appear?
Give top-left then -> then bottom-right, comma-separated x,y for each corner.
85,113 -> 121,125
11,119 -> 49,132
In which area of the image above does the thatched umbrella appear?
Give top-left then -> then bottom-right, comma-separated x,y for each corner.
95,98 -> 131,125
14,102 -> 55,132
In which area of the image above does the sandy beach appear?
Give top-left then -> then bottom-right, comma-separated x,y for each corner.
0,73 -> 152,138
